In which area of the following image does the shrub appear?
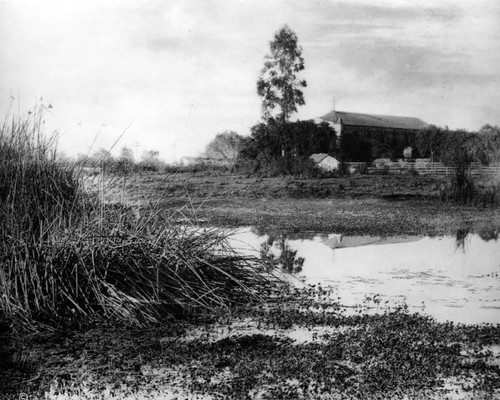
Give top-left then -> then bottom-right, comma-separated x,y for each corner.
440,176 -> 500,207
428,127 -> 500,206
438,134 -> 499,206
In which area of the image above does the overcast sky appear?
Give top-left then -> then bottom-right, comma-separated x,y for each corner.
1,0 -> 499,162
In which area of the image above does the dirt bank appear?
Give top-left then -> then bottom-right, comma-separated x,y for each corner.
98,171 -> 500,236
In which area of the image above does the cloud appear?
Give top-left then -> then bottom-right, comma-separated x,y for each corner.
294,1 -> 500,130
311,1 -> 461,23
1,0 -> 500,160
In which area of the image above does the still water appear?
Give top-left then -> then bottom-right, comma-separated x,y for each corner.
229,229 -> 500,325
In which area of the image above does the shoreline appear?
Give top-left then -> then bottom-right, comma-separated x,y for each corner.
163,196 -> 500,237
2,172 -> 499,399
89,171 -> 500,237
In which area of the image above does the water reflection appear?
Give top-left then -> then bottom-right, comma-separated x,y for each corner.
230,228 -> 500,325
455,224 -> 472,251
455,224 -> 499,251
478,226 -> 500,242
251,226 -> 329,241
259,233 -> 304,274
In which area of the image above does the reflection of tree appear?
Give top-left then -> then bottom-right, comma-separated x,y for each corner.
455,223 -> 500,248
260,233 -> 304,274
478,226 -> 500,242
455,225 -> 471,251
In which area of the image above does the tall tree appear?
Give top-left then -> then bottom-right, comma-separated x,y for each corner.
238,120 -> 336,161
478,124 -> 500,164
204,131 -> 242,161
415,126 -> 446,162
257,25 -> 306,123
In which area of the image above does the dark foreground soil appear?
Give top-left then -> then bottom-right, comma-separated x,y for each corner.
2,290 -> 500,400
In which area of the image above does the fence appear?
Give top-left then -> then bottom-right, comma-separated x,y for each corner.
358,161 -> 500,178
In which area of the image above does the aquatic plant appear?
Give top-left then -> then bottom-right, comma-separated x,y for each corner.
152,305 -> 500,399
0,106 -> 279,332
3,284 -> 500,398
0,105 -> 80,239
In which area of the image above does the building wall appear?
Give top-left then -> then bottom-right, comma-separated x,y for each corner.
341,124 -> 419,159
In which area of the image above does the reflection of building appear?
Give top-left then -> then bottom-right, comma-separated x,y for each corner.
322,235 -> 422,249
321,233 -> 343,248
315,110 -> 429,159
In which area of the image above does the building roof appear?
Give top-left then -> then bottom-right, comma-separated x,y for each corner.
319,110 -> 429,130
309,153 -> 329,163
310,153 -> 339,164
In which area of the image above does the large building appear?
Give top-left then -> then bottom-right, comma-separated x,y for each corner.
315,110 -> 430,160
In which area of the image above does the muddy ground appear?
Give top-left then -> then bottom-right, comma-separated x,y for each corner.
93,171 -> 500,236
2,171 -> 500,399
2,292 -> 500,399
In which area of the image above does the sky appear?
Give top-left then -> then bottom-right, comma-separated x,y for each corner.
1,0 -> 499,162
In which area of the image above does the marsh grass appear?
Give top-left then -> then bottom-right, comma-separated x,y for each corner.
0,107 -> 278,332
0,106 -> 80,238
438,140 -> 500,207
440,166 -> 500,207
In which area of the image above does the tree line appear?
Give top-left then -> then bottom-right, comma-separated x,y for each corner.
76,146 -> 165,174
202,25 -> 500,176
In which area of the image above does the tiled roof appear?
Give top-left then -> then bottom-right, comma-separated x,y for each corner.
319,111 -> 429,130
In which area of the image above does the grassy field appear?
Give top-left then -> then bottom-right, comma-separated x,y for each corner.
2,169 -> 500,399
89,171 -> 500,236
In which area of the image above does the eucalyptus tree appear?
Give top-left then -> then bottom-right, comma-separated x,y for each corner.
256,25 -> 307,123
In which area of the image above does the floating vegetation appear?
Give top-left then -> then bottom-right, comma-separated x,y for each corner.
4,288 -> 499,399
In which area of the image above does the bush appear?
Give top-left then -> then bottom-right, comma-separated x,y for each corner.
440,174 -> 500,206
236,154 -> 340,178
236,119 -> 338,177
438,132 -> 500,206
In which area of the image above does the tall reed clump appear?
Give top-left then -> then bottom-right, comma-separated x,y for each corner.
0,107 -> 279,332
440,163 -> 478,205
437,128 -> 500,207
439,153 -> 500,207
0,107 -> 80,239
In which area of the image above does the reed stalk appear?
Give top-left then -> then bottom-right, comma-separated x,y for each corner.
0,106 -> 279,332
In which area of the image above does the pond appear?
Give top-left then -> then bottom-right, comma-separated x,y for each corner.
228,228 -> 500,325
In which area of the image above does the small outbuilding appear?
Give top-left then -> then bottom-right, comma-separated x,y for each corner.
403,146 -> 413,159
309,153 -> 340,171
